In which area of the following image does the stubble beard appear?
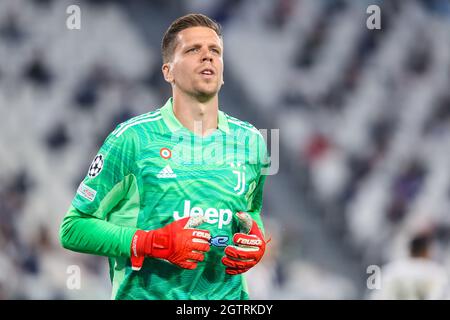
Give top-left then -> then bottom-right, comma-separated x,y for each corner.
191,80 -> 221,102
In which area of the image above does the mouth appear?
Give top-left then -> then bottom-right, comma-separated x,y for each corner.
199,68 -> 215,77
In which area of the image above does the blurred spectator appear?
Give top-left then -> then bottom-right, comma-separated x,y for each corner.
266,0 -> 295,30
73,64 -> 114,111
0,12 -> 25,44
45,123 -> 70,151
371,230 -> 449,299
23,51 -> 53,88
405,32 -> 432,76
294,14 -> 328,69
304,132 -> 331,164
423,93 -> 450,136
387,160 -> 427,223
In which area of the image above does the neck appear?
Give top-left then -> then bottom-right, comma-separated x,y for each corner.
411,251 -> 429,259
172,91 -> 219,136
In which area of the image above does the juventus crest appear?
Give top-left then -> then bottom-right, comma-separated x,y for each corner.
230,162 -> 246,195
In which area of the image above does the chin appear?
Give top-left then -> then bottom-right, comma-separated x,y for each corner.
195,87 -> 220,100
195,91 -> 218,102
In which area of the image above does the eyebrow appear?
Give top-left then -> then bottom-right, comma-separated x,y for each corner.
184,43 -> 222,51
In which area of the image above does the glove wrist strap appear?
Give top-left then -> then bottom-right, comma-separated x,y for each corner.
146,229 -> 171,258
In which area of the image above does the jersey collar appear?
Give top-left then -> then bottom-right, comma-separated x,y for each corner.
160,98 -> 229,134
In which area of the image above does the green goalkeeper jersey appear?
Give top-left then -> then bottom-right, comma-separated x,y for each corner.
60,98 -> 269,300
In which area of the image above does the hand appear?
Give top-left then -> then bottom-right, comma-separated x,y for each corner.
222,212 -> 266,275
131,216 -> 211,271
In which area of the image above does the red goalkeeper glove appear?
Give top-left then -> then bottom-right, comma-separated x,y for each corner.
222,212 -> 266,275
130,216 -> 211,271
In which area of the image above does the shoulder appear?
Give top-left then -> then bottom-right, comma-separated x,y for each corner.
223,112 -> 264,141
110,109 -> 164,139
223,112 -> 269,169
418,260 -> 449,279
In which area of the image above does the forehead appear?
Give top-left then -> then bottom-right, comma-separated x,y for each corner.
176,26 -> 222,48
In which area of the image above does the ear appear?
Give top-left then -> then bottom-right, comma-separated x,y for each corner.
162,63 -> 174,84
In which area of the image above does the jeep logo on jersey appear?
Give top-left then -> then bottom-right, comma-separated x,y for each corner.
231,162 -> 246,195
88,154 -> 104,178
173,200 -> 233,229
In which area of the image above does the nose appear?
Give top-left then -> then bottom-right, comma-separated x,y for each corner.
201,49 -> 213,63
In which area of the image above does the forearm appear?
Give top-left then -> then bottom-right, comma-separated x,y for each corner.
60,205 -> 137,258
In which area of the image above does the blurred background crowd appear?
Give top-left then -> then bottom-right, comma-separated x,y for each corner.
0,0 -> 449,299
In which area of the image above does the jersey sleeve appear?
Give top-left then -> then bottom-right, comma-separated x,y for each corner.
60,129 -> 139,258
246,132 -> 270,235
60,205 -> 136,257
72,130 -> 137,218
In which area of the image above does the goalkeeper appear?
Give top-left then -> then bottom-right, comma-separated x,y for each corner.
59,13 -> 270,300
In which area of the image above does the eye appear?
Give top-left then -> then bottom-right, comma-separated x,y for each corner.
187,47 -> 199,53
211,48 -> 221,54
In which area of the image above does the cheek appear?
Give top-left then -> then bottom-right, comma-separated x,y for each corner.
173,61 -> 194,79
172,67 -> 189,84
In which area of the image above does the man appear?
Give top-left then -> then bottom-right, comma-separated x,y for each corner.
60,13 -> 270,300
370,231 -> 449,300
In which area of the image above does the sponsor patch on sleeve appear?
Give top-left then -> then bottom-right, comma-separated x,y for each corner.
77,182 -> 97,202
